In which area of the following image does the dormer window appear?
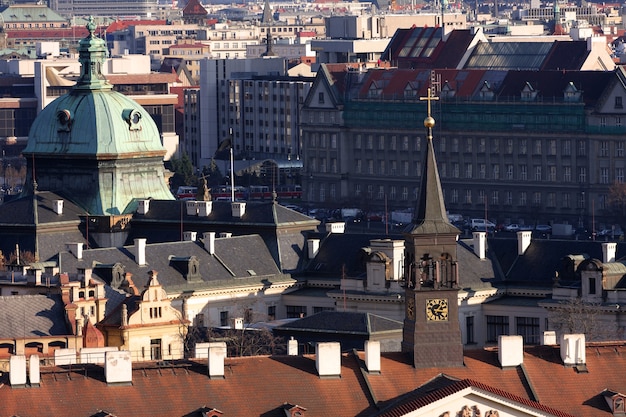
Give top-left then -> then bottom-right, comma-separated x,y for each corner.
441,81 -> 455,99
403,82 -> 417,99
521,82 -> 538,102
564,82 -> 582,102
478,81 -> 494,101
368,82 -> 381,98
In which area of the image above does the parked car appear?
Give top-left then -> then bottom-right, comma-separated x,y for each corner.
535,224 -> 552,233
470,218 -> 496,231
504,224 -> 521,232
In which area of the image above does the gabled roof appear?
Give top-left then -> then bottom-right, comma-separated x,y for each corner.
464,41 -> 555,70
541,41 -> 590,70
106,20 -> 167,32
182,0 -> 207,17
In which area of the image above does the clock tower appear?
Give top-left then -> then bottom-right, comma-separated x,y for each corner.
402,88 -> 463,368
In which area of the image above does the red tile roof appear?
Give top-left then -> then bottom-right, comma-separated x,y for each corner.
106,20 -> 167,32
1,343 -> 626,416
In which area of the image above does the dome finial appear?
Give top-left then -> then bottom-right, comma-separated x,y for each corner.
86,16 -> 96,37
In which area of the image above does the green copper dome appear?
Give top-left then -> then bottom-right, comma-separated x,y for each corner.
23,16 -> 174,216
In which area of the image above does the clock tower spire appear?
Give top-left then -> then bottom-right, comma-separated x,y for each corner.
402,88 -> 464,368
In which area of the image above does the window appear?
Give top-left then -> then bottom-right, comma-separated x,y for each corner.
402,136 -> 409,150
378,135 -> 385,150
318,92 -> 325,104
377,185 -> 385,199
465,163 -> 473,179
491,191 -> 499,205
194,313 -> 205,327
534,166 -> 541,181
520,139 -> 527,155
506,139 -> 513,154
601,141 -> 609,157
402,187 -> 409,200
492,165 -> 500,180
519,192 -> 527,205
355,134 -> 362,149
506,165 -> 513,180
563,166 -> 571,182
367,135 -> 373,149
390,135 -> 397,150
563,140 -> 571,156
562,193 -> 570,208
589,277 -> 596,295
618,142 -> 624,157
220,311 -> 229,326
534,140 -> 541,154
505,191 -> 513,205
533,192 -> 541,205
379,160 -> 385,175
403,161 -> 410,176
520,165 -> 527,181
547,192 -> 556,207
478,190 -> 485,204
452,138 -> 459,152
491,138 -> 499,153
390,186 -> 397,200
486,315 -> 509,343
368,160 -> 374,174
451,189 -> 458,203
616,96 -> 623,109
601,168 -> 609,184
578,140 -> 586,156
617,168 -> 624,183
479,164 -> 486,179
286,305 -> 307,318
355,159 -> 362,173
466,316 -> 475,344
465,190 -> 472,204
516,317 -> 539,345
452,163 -> 459,178
578,167 -> 587,183
548,166 -> 556,181
465,138 -> 473,152
478,138 -> 486,152
548,140 -> 556,155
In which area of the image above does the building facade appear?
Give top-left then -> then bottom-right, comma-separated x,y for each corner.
301,64 -> 626,228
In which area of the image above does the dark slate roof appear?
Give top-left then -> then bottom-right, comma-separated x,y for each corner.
496,69 -> 613,105
457,239 -> 500,290
303,232 -> 380,277
541,41 -> 590,70
57,234 -> 290,294
489,237 -> 626,287
0,294 -> 69,338
0,191 -> 86,261
275,311 -> 403,335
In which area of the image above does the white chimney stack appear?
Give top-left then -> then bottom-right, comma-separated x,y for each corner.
316,342 -> 341,378
288,337 -> 298,356
105,350 -> 132,384
208,342 -> 227,379
364,340 -> 381,374
560,333 -> 586,366
307,238 -> 320,259
183,231 -> 197,241
53,199 -> 64,215
134,238 -> 146,266
498,335 -> 524,368
29,354 -> 40,386
219,232 -> 232,238
231,202 -> 246,218
66,242 -> 83,259
517,230 -> 532,255
137,199 -> 150,214
9,355 -> 27,387
198,201 -> 213,216
542,330 -> 557,345
204,231 -> 216,255
472,231 -> 486,259
602,242 -> 617,263
54,348 -> 77,366
186,200 -> 198,216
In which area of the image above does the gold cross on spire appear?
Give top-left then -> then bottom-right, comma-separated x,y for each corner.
419,87 -> 439,118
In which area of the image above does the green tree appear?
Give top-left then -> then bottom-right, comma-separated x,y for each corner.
169,153 -> 196,191
201,158 -> 223,186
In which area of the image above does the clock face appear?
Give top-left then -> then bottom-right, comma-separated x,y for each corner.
406,297 -> 415,320
426,298 -> 449,321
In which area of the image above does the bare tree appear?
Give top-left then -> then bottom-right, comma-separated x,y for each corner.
548,298 -> 621,341
607,181 -> 626,231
